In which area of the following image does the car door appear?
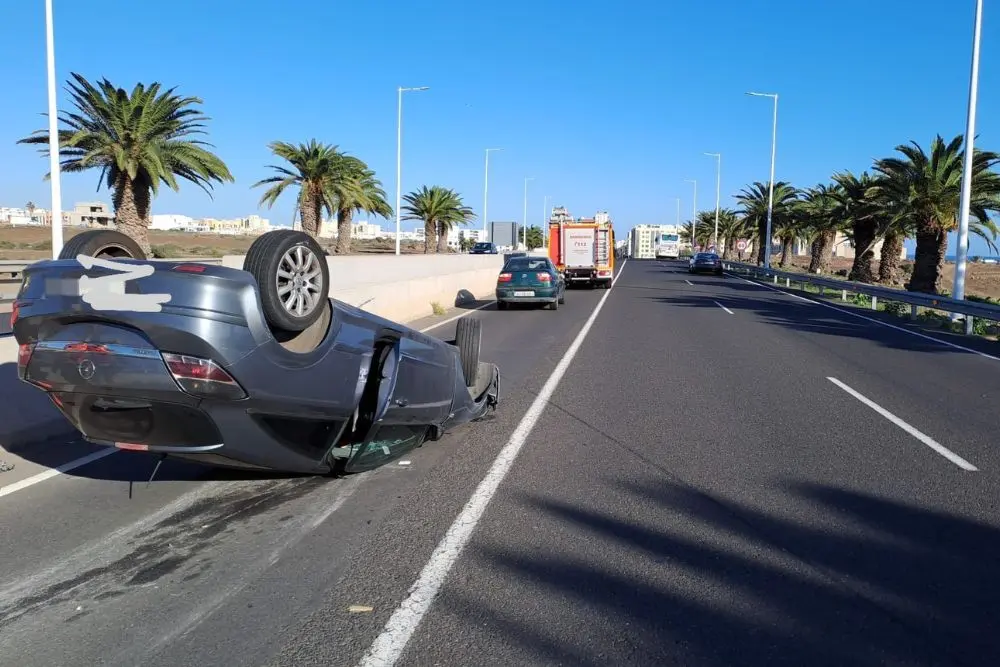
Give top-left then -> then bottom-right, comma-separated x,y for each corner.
343,334 -> 441,473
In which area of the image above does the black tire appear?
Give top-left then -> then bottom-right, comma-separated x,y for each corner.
497,301 -> 508,311
244,230 -> 329,333
548,298 -> 559,311
455,316 -> 482,388
558,291 -> 565,304
58,229 -> 145,261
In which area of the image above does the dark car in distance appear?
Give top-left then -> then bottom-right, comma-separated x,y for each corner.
470,242 -> 498,254
12,229 -> 500,476
688,252 -> 723,276
495,256 -> 566,310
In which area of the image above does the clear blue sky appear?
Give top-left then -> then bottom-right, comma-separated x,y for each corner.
0,0 -> 997,256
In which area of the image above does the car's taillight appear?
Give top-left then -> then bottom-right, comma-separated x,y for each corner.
9,300 -> 20,328
498,273 -> 512,283
162,352 -> 246,400
536,272 -> 551,282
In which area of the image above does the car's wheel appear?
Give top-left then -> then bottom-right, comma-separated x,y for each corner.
455,316 -> 482,387
244,229 -> 329,333
558,291 -> 565,304
497,301 -> 508,310
548,298 -> 558,311
58,229 -> 145,261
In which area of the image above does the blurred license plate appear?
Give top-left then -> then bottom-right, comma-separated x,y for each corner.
513,291 -> 534,297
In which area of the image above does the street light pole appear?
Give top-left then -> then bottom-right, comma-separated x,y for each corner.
747,91 -> 778,268
684,179 -> 697,250
483,148 -> 502,236
705,152 -> 722,252
395,85 -> 429,255
45,0 -> 63,259
522,177 -> 534,249
953,0 -> 984,322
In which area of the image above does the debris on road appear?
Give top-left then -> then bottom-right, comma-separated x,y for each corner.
0,460 -> 14,473
348,605 -> 374,614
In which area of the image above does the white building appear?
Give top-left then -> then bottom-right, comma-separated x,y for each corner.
629,224 -> 667,259
151,214 -> 196,231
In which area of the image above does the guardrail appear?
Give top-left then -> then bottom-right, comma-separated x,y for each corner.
722,260 -> 1000,336
0,257 -> 224,304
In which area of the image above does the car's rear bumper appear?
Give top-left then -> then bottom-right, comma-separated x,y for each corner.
496,286 -> 559,302
496,296 -> 558,304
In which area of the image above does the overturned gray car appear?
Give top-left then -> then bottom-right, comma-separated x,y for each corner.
11,229 -> 500,474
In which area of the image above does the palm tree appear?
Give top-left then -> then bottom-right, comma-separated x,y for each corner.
17,73 -> 233,256
401,186 -> 476,254
873,134 -> 1000,294
798,183 -> 844,274
254,140 -> 362,242
330,160 -> 392,254
711,208 -> 746,259
736,181 -> 800,265
831,171 -> 882,282
680,217 -> 713,250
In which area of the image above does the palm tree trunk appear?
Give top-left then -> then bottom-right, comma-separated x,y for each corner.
721,237 -> 733,260
847,220 -> 876,283
907,228 -> 947,294
295,192 -> 321,239
112,175 -> 153,257
756,219 -> 769,265
878,230 -> 904,285
808,231 -> 835,273
436,223 -> 449,253
778,237 -> 793,268
335,208 -> 353,254
807,237 -> 822,273
423,219 -> 436,254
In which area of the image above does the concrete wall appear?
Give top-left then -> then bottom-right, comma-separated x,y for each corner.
221,252 -> 505,324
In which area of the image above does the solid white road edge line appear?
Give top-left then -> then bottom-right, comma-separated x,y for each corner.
0,447 -> 117,499
357,259 -> 627,667
714,301 -> 734,314
685,279 -> 693,285
726,271 -> 1000,361
826,376 -> 978,471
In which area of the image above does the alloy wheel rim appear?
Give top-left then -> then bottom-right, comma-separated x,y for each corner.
276,244 -> 322,318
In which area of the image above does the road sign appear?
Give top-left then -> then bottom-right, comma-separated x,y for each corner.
737,239 -> 748,251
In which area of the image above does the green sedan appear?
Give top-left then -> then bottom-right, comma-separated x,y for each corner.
495,256 -> 566,310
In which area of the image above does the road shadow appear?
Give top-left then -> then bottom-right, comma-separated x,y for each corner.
718,274 -> 1000,357
454,479 -> 998,666
646,292 -> 976,357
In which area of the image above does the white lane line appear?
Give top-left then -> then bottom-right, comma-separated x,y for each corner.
0,447 -> 118,499
685,279 -> 693,286
419,301 -> 495,333
726,271 -> 1000,361
358,261 -> 626,667
714,301 -> 734,314
826,377 -> 978,471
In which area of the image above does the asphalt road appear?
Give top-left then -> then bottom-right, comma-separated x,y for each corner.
2,259 -> 999,667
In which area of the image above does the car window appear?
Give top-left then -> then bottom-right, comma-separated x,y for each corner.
504,259 -> 550,272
